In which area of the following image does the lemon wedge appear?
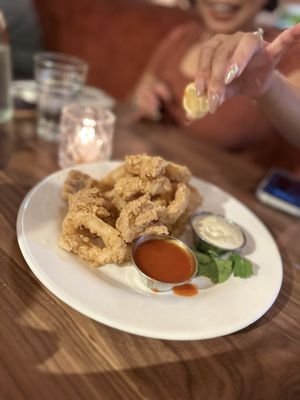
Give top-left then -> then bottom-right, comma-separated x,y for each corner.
182,82 -> 209,120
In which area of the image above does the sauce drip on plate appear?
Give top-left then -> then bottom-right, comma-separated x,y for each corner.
173,283 -> 198,297
134,239 -> 195,283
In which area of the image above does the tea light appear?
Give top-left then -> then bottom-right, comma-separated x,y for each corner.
58,103 -> 115,168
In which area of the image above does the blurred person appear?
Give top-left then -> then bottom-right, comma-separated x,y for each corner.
132,0 -> 300,150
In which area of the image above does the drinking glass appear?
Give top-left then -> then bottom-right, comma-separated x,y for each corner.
58,103 -> 115,168
34,52 -> 88,141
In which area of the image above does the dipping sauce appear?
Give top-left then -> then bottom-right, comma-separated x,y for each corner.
133,239 -> 196,283
173,283 -> 198,297
191,213 -> 245,251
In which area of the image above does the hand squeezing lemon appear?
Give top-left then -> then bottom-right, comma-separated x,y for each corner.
182,82 -> 209,120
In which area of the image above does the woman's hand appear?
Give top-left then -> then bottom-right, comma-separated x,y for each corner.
195,23 -> 300,114
131,72 -> 171,121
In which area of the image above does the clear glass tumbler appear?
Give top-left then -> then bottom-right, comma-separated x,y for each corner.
58,103 -> 116,169
34,52 -> 88,142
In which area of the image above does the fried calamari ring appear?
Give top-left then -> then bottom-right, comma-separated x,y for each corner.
68,187 -> 109,215
97,165 -> 128,190
124,154 -> 167,178
160,183 -> 191,227
165,162 -> 192,183
169,185 -> 203,237
116,194 -> 169,243
59,188 -> 128,266
113,175 -> 172,200
62,170 -> 100,201
60,212 -> 128,266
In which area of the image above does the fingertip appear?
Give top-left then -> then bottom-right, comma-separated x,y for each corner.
207,90 -> 224,114
224,63 -> 240,85
195,78 -> 206,97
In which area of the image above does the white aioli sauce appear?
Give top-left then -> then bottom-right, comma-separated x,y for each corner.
192,214 -> 244,250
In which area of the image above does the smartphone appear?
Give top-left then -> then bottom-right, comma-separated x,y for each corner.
255,168 -> 300,217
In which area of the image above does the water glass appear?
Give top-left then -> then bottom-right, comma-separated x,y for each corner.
58,103 -> 115,168
34,52 -> 88,141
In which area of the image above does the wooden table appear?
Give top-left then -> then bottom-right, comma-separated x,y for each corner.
0,106 -> 299,400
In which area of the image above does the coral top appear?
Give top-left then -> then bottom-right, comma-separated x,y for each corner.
147,22 -> 300,150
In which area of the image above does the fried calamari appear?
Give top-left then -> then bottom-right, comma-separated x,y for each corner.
59,154 -> 202,266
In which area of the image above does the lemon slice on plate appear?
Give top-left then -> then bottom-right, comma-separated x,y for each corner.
182,82 -> 209,120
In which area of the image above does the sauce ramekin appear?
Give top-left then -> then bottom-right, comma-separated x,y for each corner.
131,234 -> 198,292
190,211 -> 246,254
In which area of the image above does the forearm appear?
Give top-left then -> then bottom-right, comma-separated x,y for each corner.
256,71 -> 300,147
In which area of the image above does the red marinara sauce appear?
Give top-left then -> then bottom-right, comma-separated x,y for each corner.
134,239 -> 196,283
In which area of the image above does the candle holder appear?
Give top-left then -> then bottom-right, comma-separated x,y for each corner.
58,103 -> 115,168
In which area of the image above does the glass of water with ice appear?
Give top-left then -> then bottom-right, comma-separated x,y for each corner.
34,52 -> 88,141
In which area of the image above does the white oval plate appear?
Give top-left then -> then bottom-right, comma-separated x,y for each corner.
17,162 -> 282,340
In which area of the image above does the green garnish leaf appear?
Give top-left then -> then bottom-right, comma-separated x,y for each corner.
194,251 -> 211,264
193,248 -> 254,284
229,253 -> 253,278
194,251 -> 233,284
197,261 -> 219,284
212,257 -> 233,283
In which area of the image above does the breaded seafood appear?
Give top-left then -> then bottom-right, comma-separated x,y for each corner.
60,188 -> 128,266
116,194 -> 168,243
124,154 -> 167,178
59,154 -> 202,266
62,170 -> 99,201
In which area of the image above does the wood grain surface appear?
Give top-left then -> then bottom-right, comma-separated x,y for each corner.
0,105 -> 299,400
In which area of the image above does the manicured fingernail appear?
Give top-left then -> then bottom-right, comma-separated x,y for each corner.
195,79 -> 205,96
225,63 -> 239,84
209,92 -> 222,114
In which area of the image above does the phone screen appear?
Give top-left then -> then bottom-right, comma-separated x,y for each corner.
263,171 -> 300,207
